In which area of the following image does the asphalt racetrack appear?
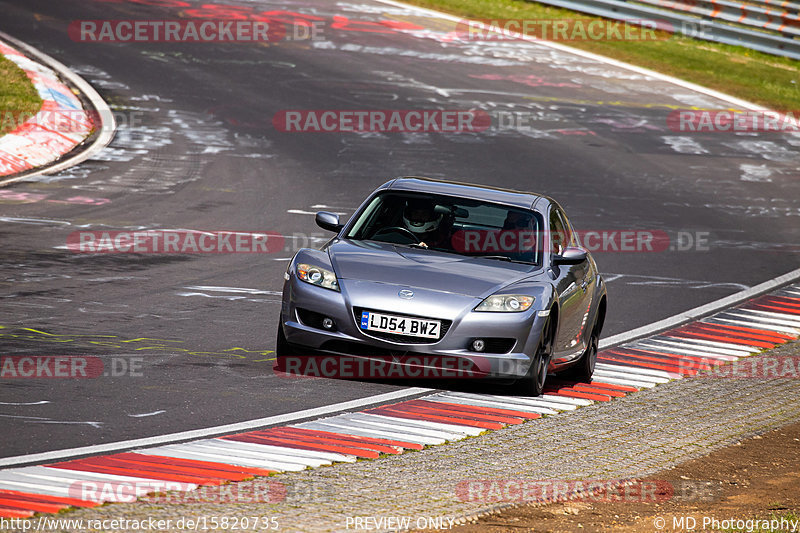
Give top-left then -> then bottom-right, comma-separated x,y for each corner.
0,0 -> 798,459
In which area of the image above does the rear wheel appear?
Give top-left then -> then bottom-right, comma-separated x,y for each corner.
517,318 -> 554,396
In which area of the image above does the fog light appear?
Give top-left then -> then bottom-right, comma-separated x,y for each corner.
322,317 -> 335,330
472,339 -> 485,352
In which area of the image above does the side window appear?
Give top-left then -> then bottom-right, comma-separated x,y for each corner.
549,208 -> 567,256
558,210 -> 577,247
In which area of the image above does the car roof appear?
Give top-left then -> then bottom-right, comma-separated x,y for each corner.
380,176 -> 549,210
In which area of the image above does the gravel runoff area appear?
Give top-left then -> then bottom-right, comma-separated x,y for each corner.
2,341 -> 799,533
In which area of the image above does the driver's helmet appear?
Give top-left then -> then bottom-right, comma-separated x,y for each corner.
403,198 -> 442,235
503,210 -> 532,230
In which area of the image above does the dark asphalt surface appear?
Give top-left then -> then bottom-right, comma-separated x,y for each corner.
0,0 -> 797,459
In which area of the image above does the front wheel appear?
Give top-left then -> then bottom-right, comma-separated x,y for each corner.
275,320 -> 298,360
562,324 -> 598,382
517,319 -> 554,397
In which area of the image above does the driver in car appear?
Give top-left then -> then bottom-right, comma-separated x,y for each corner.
402,198 -> 453,250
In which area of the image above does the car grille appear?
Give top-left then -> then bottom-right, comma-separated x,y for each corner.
352,307 -> 452,344
319,340 -> 410,357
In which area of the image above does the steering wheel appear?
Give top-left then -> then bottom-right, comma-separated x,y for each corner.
372,226 -> 421,244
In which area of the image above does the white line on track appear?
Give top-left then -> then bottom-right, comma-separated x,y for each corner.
0,388 -> 431,467
1,0 -> 800,468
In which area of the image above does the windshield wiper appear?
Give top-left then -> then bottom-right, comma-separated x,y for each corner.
474,255 -> 536,265
395,243 -> 462,256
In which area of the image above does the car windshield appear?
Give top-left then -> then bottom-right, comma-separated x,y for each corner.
344,191 -> 543,265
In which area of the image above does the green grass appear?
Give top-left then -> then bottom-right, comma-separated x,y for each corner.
0,54 -> 42,136
403,0 -> 800,111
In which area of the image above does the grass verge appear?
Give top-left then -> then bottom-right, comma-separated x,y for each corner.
0,53 -> 42,136
401,0 -> 800,111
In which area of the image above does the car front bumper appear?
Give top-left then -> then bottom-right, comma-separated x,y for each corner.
280,276 -> 550,379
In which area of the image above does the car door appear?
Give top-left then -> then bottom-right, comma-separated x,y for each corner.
549,205 -> 591,360
560,208 -> 598,347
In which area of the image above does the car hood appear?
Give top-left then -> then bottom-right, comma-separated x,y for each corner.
326,239 -> 537,298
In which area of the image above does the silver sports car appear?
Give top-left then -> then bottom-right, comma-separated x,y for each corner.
277,177 -> 607,396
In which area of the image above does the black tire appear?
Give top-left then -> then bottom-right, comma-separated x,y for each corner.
562,323 -> 599,382
517,318 -> 554,396
275,320 -> 298,360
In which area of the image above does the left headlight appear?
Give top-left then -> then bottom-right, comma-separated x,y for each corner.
474,294 -> 534,312
296,263 -> 340,291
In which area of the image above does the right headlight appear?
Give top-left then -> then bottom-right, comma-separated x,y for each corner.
296,263 -> 340,291
474,294 -> 534,312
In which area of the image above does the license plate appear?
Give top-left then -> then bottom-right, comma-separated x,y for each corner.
360,311 -> 441,339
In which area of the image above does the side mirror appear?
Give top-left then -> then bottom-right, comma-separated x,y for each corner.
553,247 -> 587,265
315,211 -> 343,233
